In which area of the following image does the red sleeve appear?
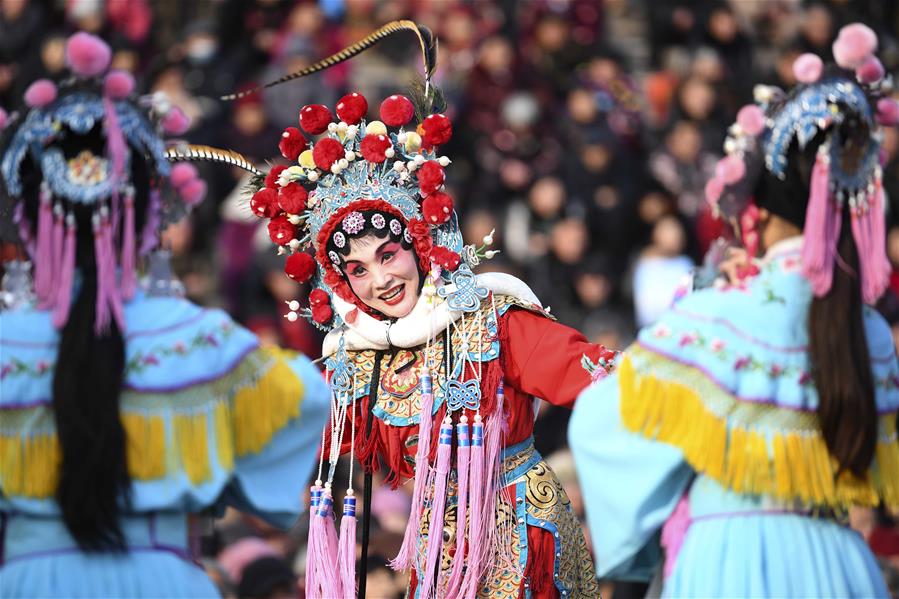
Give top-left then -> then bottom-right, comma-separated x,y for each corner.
500,308 -> 604,408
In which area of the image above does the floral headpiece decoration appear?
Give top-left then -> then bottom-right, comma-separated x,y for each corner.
704,23 -> 899,304
0,33 -> 260,331
233,21 -> 494,330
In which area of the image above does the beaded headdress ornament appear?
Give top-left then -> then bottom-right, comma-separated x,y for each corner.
705,23 -> 898,304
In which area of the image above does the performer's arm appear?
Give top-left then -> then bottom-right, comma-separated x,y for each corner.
500,308 -> 610,408
568,365 -> 693,582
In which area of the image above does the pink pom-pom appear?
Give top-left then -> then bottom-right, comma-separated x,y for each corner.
179,178 -> 207,206
0,107 -> 7,130
104,70 -> 135,99
715,155 -> 746,185
792,53 -> 823,84
65,32 -> 111,78
24,80 -> 57,108
162,106 -> 191,135
170,163 -> 198,189
876,98 -> 899,127
833,23 -> 878,70
736,105 -> 766,136
705,177 -> 724,206
856,56 -> 885,84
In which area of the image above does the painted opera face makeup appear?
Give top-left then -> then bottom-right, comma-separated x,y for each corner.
342,236 -> 420,318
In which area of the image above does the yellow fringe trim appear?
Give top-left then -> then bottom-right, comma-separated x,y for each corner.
0,347 -> 307,496
618,349 -> 899,509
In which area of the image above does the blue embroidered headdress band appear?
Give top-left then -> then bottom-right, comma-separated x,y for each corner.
703,23 -> 898,304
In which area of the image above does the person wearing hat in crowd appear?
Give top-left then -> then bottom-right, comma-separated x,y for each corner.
570,23 -> 899,597
0,32 -> 329,597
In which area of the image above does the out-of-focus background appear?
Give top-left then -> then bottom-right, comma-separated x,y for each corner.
2,0 -> 899,597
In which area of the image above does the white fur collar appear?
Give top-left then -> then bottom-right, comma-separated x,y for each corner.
321,272 -> 541,356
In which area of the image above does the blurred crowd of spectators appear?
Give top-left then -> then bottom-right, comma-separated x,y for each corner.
3,0 -> 899,597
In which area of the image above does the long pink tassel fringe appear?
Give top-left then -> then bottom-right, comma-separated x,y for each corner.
120,193 -> 137,300
308,490 -> 342,598
338,494 -> 358,596
445,418 -> 471,596
420,419 -> 454,599
461,415 -> 485,599
34,188 -> 54,304
39,204 -> 65,311
51,215 -> 77,329
801,150 -> 840,297
305,485 -> 323,597
853,179 -> 891,304
391,367 -> 435,572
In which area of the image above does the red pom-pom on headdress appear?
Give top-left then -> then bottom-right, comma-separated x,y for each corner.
430,245 -> 460,271
65,32 -> 111,77
299,104 -> 333,134
335,93 -> 368,125
285,252 -> 316,283
24,80 -> 57,108
421,192 -> 454,225
104,70 -> 135,99
250,188 -> 281,218
265,165 -> 288,189
309,288 -> 333,324
268,214 -> 296,246
313,137 -> 344,170
279,182 -> 308,214
279,127 -> 306,161
380,95 -> 414,127
360,134 -> 391,163
416,160 -> 445,195
420,114 -> 452,148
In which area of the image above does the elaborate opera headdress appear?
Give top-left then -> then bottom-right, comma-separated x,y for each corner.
0,32 -> 259,330
705,23 -> 898,303
234,21 -> 504,333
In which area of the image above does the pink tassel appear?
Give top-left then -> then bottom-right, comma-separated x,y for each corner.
460,415 -> 485,599
51,214 -> 77,329
661,494 -> 691,578
308,490 -> 342,599
801,149 -> 840,297
305,485 -> 323,597
420,418 -> 453,599
480,380 -> 510,571
853,181 -> 891,304
34,188 -> 54,304
103,97 -> 127,185
39,204 -> 65,310
140,189 -> 162,255
338,494 -> 358,596
445,418 -> 471,596
391,367 -> 435,572
120,193 -> 137,299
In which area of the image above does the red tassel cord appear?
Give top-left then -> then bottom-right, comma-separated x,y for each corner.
419,418 -> 453,599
